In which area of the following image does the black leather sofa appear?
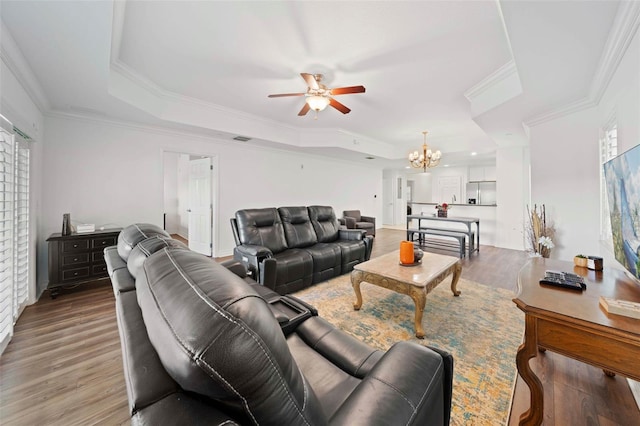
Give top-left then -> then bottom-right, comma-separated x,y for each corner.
105,224 -> 453,425
231,205 -> 373,295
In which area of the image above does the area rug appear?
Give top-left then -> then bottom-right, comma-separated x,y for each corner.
293,275 -> 524,425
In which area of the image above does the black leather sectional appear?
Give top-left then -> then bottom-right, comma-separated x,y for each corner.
231,205 -> 373,294
105,223 -> 454,425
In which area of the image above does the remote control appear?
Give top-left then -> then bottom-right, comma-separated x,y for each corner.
540,270 -> 586,291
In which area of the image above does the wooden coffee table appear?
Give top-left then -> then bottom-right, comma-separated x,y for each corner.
351,250 -> 462,338
514,258 -> 640,426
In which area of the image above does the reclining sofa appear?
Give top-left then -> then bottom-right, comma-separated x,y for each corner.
105,223 -> 454,425
231,205 -> 373,295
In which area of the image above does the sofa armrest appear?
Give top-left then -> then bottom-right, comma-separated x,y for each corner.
259,258 -> 277,290
293,316 -> 383,378
343,216 -> 357,229
338,229 -> 366,241
361,215 -> 376,225
330,341 -> 451,426
233,245 -> 272,273
218,259 -> 248,278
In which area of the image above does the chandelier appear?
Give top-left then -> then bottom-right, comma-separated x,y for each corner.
408,131 -> 441,172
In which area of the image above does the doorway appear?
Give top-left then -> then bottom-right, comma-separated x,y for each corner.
163,151 -> 218,257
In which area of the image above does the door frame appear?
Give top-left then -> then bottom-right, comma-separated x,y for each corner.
161,149 -> 220,257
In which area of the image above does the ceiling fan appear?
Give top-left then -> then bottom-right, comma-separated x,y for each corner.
268,73 -> 365,116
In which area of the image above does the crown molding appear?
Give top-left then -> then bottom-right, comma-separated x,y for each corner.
110,59 -> 301,131
0,19 -> 50,112
524,2 -> 640,128
525,97 -> 596,128
464,60 -> 517,102
590,0 -> 640,104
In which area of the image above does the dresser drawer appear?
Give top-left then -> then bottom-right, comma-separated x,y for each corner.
47,228 -> 122,297
62,267 -> 90,281
92,236 -> 116,249
62,239 -> 90,252
62,253 -> 90,267
92,264 -> 108,275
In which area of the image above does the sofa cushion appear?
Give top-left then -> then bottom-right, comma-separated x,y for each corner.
136,248 -> 325,424
235,208 -> 288,254
278,206 -> 317,248
117,223 -> 170,261
116,290 -> 180,416
308,206 -> 341,243
271,249 -> 314,294
343,210 -> 362,222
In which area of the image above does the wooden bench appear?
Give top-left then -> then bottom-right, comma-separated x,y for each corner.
418,226 -> 475,253
406,228 -> 466,258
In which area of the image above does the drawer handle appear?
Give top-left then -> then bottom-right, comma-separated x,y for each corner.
74,272 -> 78,276
74,258 -> 78,261
101,241 -> 106,245
73,244 -> 78,248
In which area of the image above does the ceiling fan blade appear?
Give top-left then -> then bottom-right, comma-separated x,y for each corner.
301,73 -> 319,90
268,93 -> 305,98
330,85 -> 366,95
298,103 -> 310,116
329,98 -> 351,114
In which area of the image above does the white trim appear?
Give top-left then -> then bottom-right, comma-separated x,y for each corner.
590,0 -> 640,104
0,20 -> 50,111
464,61 -> 518,102
524,97 -> 596,128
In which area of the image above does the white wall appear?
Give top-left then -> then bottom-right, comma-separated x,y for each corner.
1,46 -> 45,301
177,153 -> 190,237
162,152 -> 179,234
529,25 -> 640,262
496,146 -> 529,250
38,114 -> 383,286
599,24 -> 640,157
530,107 -> 600,260
408,173 -> 432,202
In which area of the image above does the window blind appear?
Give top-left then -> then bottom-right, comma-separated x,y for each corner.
0,117 -> 15,350
600,124 -> 618,241
0,114 -> 31,354
13,139 -> 29,318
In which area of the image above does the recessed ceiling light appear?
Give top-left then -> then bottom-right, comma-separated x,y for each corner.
470,152 -> 477,156
365,156 -> 375,160
233,136 -> 251,142
405,166 -> 411,169
443,164 -> 450,167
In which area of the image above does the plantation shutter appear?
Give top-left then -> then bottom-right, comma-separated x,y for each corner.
0,116 -> 15,349
0,114 -> 31,353
13,137 -> 29,318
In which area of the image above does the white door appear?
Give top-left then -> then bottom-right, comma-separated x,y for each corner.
188,158 -> 212,256
383,178 -> 394,225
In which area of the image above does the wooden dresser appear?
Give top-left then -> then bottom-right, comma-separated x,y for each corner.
46,228 -> 121,298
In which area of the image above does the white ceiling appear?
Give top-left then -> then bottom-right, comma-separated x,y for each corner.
0,1 -> 622,170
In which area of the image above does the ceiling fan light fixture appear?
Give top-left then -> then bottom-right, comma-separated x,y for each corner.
306,95 -> 330,112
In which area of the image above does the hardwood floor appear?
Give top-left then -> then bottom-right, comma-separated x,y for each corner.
0,228 -> 637,425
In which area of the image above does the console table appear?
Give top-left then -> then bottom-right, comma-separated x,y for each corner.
47,228 -> 121,298
513,258 -> 640,425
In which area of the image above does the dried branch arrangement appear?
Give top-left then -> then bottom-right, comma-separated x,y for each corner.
527,204 -> 555,258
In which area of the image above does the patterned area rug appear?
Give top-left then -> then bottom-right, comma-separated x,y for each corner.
293,275 -> 524,425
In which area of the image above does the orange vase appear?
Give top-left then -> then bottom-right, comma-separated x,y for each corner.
399,241 -> 415,264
